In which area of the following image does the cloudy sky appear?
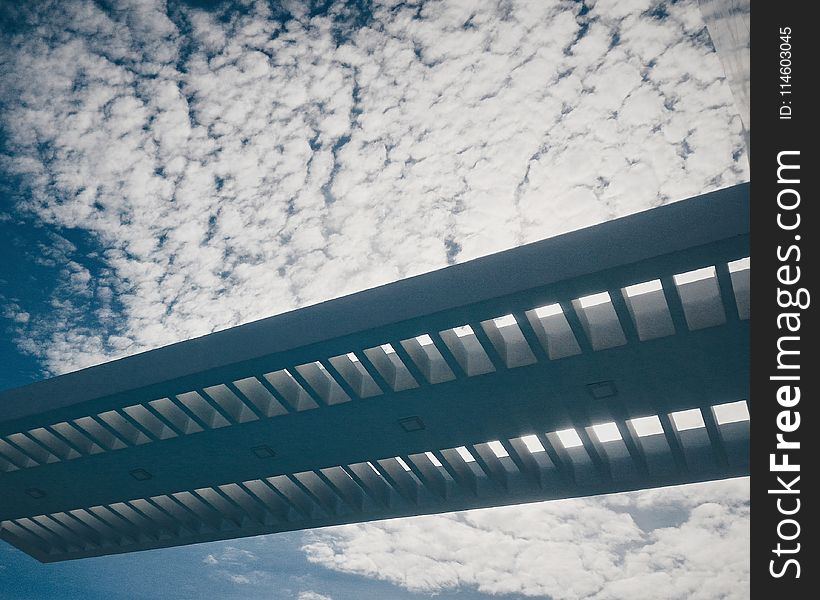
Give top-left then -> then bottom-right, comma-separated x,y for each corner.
0,0 -> 748,598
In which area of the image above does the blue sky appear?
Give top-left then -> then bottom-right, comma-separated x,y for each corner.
2,529 -> 530,600
1,1 -> 749,598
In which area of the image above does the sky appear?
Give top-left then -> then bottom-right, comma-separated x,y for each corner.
0,0 -> 749,598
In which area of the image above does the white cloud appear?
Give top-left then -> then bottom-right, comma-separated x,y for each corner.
0,0 -> 747,375
201,544 -> 271,586
302,478 -> 749,599
297,592 -> 333,600
202,545 -> 258,566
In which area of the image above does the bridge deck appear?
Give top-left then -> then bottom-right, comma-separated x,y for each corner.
0,184 -> 750,562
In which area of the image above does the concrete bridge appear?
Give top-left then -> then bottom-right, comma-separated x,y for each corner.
0,183 -> 750,562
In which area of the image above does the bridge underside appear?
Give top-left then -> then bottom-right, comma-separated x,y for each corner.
0,184 -> 750,562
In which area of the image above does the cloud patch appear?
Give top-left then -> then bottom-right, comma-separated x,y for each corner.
297,592 -> 333,600
201,544 -> 273,585
302,478 -> 750,599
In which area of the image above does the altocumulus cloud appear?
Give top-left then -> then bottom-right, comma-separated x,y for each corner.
0,0 -> 747,376
302,478 -> 750,600
1,2 -> 749,596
